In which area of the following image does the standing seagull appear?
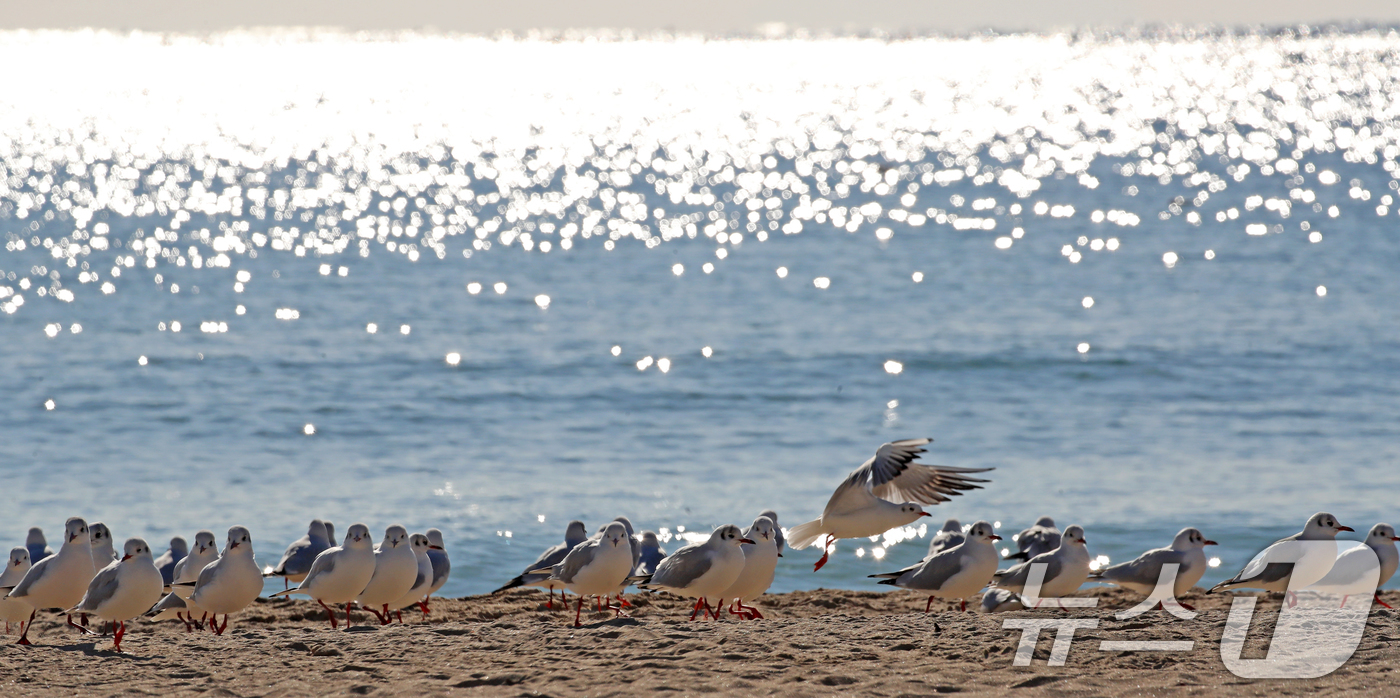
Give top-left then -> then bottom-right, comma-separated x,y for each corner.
4,517 -> 97,644
871,520 -> 1002,611
356,525 -> 418,625
1006,517 -> 1061,561
1209,512 -> 1353,607
636,525 -> 753,621
89,523 -> 117,567
1090,527 -> 1217,609
531,522 -> 634,628
67,538 -> 163,653
389,533 -> 434,622
604,516 -> 642,609
151,530 -> 219,631
759,510 -> 785,554
787,439 -> 992,571
492,520 -> 588,610
1314,523 -> 1399,608
636,532 -> 667,575
718,516 -> 780,619
927,519 -> 966,557
154,537 -> 189,586
270,523 -> 376,629
266,520 -> 333,590
178,526 -> 263,636
25,528 -> 53,564
1,549 -> 33,635
992,525 -> 1092,605
423,528 -> 451,612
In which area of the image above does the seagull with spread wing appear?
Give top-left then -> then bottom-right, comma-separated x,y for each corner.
787,438 -> 992,571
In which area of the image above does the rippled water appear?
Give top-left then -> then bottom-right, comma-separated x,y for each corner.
3,29 -> 1400,597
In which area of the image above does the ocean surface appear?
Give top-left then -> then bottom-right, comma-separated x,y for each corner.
2,29 -> 1399,599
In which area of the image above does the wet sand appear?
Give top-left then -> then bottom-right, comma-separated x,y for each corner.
2,587 -> 1396,696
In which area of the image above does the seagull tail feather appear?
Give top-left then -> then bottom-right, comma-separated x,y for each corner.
491,575 -> 526,594
786,519 -> 825,550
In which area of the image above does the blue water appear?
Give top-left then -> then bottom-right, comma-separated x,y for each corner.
2,30 -> 1399,598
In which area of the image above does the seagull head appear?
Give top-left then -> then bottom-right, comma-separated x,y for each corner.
410,533 -> 430,553
1306,512 -> 1353,538
1062,525 -> 1087,547
602,522 -> 629,547
1367,523 -> 1399,544
900,503 -> 931,518
194,530 -> 217,555
121,538 -> 152,562
712,524 -> 755,546
225,526 -> 253,555
9,548 -> 28,567
969,521 -> 1001,542
1172,527 -> 1216,551
748,516 -> 775,543
25,528 -> 45,546
64,517 -> 88,544
426,528 -> 446,551
346,523 -> 372,548
90,522 -> 110,545
384,525 -> 409,548
170,537 -> 188,555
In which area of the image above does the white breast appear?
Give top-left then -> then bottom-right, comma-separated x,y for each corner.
719,542 -> 779,603
565,543 -> 632,597
95,563 -> 164,622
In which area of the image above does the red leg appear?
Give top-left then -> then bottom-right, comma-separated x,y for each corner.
113,621 -> 126,652
1376,592 -> 1394,610
196,612 -> 206,630
219,615 -> 229,635
813,535 -> 834,572
925,596 -> 934,613
344,603 -> 355,628
960,599 -> 967,612
1179,601 -> 1196,611
68,614 -> 100,636
418,599 -> 430,617
16,609 -> 35,645
574,595 -> 584,628
741,603 -> 763,620
689,597 -> 703,621
381,604 -> 392,625
317,600 -> 339,629
548,587 -> 555,610
80,613 -> 88,627
395,610 -> 403,624
284,578 -> 289,590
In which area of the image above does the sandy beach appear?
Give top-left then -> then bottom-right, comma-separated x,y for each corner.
2,587 -> 1396,696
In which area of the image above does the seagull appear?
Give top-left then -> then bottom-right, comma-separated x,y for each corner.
154,530 -> 219,631
269,523 -> 377,629
636,532 -> 667,575
90,522 -> 117,567
25,528 -> 52,564
1,548 -> 33,635
266,519 -> 333,589
1313,523 -> 1399,608
1006,517 -> 1061,561
154,537 -> 189,586
177,526 -> 263,636
530,522 -> 634,628
492,520 -> 588,610
787,438 -> 992,571
4,517 -> 97,644
635,524 -> 753,621
423,528 -> 451,612
604,516 -> 642,609
389,533 -> 434,622
67,538 -> 163,653
1208,512 -> 1353,607
1089,527 -> 1217,609
927,519 -> 965,557
871,520 -> 1002,612
992,525 -> 1091,606
718,516 -> 780,619
979,588 -> 1025,613
759,510 -> 785,554
356,525 -> 418,625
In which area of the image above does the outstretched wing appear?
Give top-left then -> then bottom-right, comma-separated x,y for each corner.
827,439 -> 991,514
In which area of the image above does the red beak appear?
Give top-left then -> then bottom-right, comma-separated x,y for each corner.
918,512 -> 931,517
739,538 -> 756,544
1338,526 -> 1355,532
1204,540 -> 1218,546
70,533 -> 78,542
429,545 -> 444,550
990,535 -> 1003,541
230,542 -> 240,549
121,554 -> 132,561
1391,537 -> 1400,542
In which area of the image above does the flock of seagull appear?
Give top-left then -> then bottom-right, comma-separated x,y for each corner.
3,438 -> 1398,652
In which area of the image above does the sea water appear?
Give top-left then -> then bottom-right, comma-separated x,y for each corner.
2,29 -> 1399,597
